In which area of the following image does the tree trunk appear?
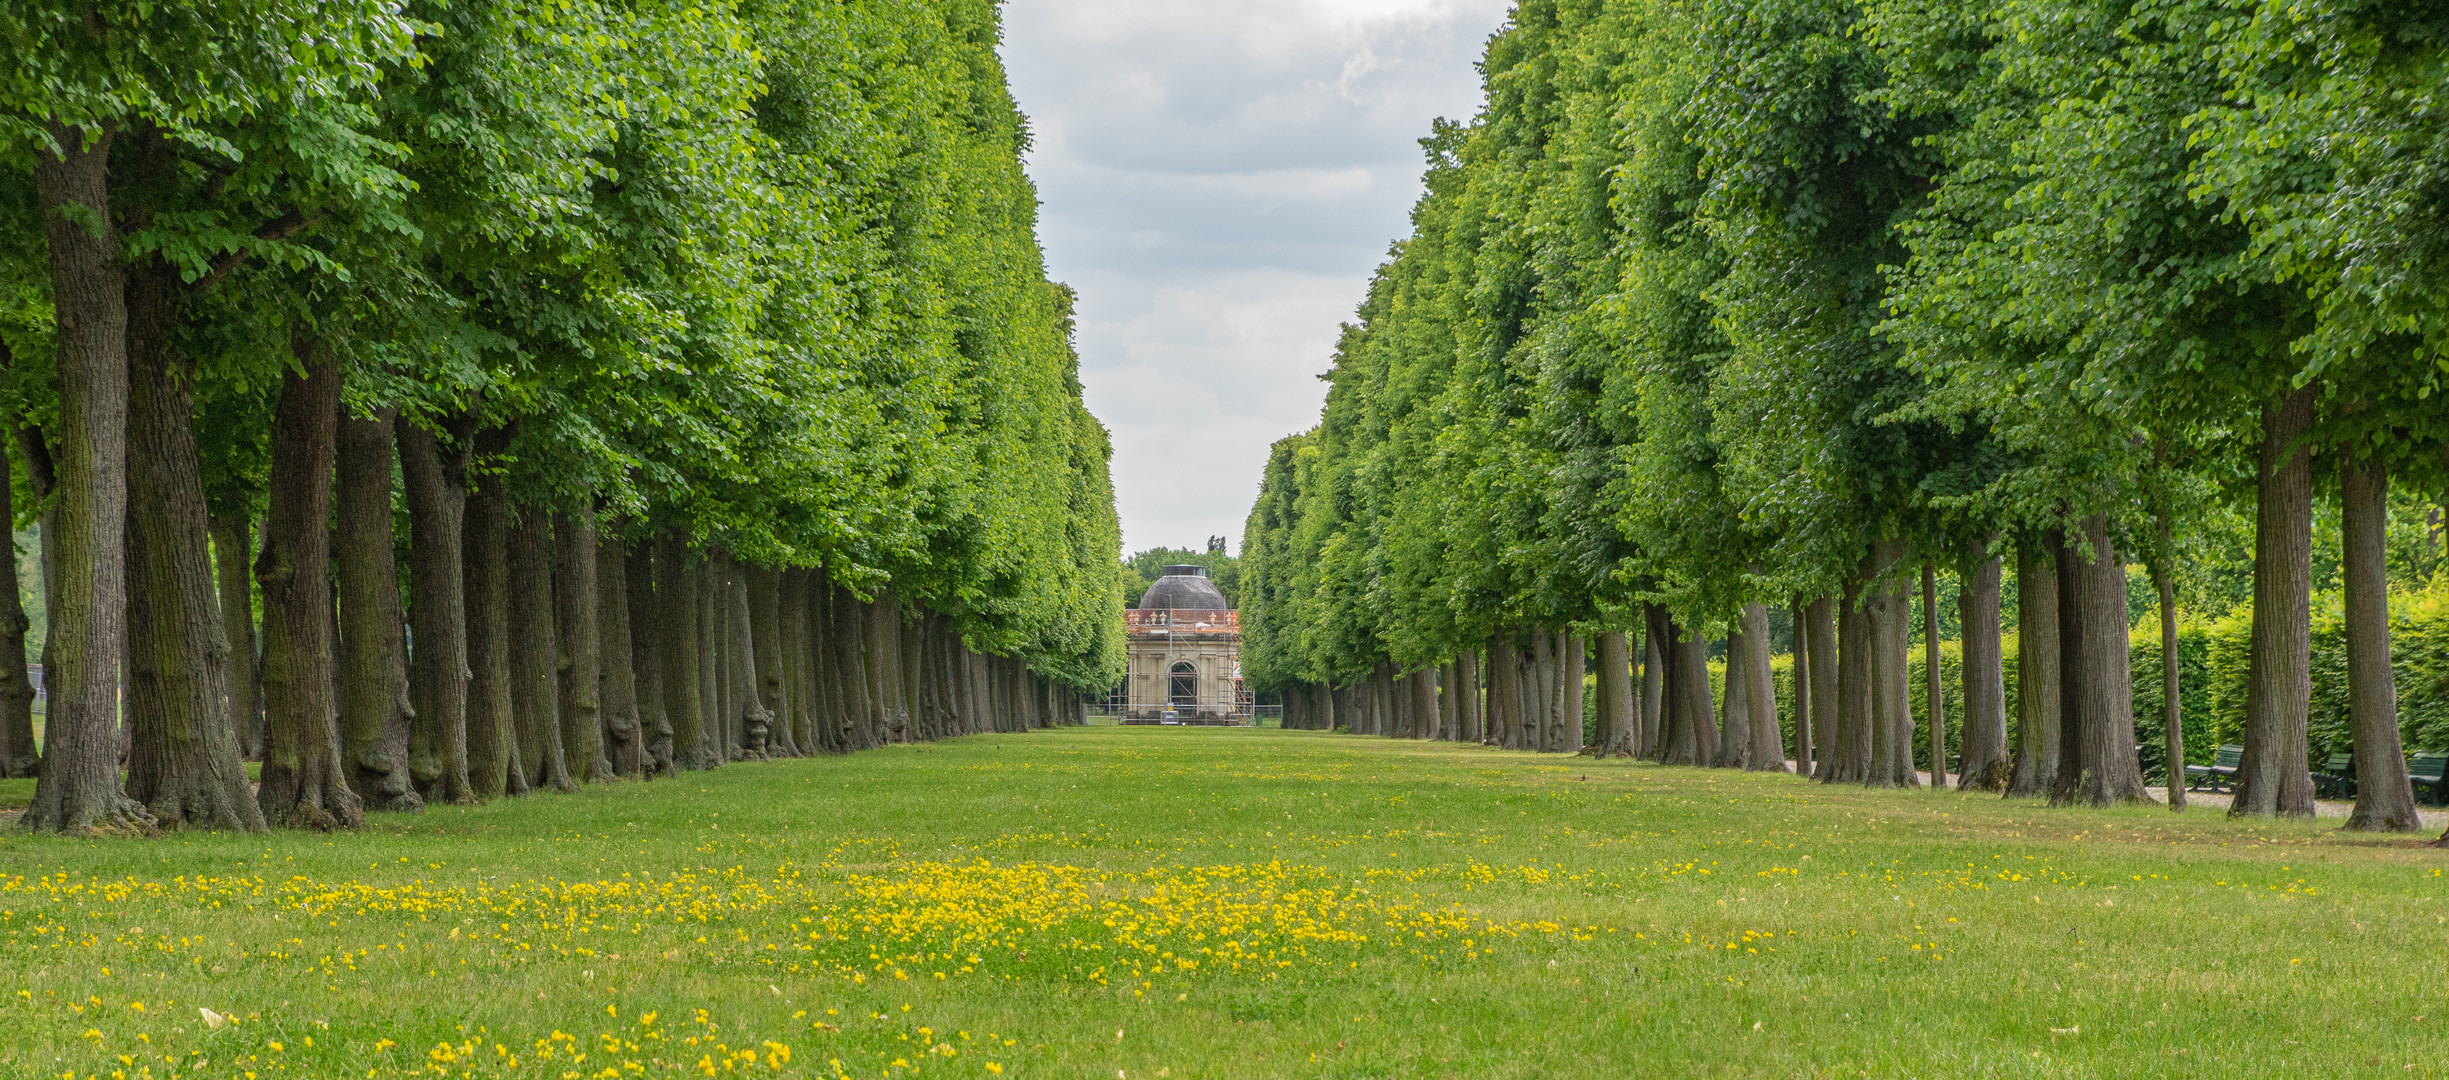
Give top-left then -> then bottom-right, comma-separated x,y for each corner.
596,527 -> 642,779
208,512 -> 262,763
747,564 -> 791,755
1956,553 -> 2010,791
868,590 -> 904,743
1487,635 -> 1519,750
2235,385 -> 2318,817
627,542 -> 674,776
656,535 -> 707,769
1432,663 -> 1453,739
1865,540 -> 1911,788
463,446 -> 519,798
20,121 -> 152,834
1718,622 -> 1749,768
253,337 -> 359,830
902,615 -> 927,738
1827,578 -> 1865,783
828,578 -> 875,751
701,558 -> 726,760
334,406 -> 419,813
1741,603 -> 1782,771
1595,632 -> 1634,756
774,567 -> 809,753
1922,562 -> 1946,789
1460,650 -> 1482,744
2059,516 -> 2152,806
554,507 -> 603,782
1807,597 -> 1838,781
1791,600 -> 1813,777
398,420 -> 471,804
506,505 -> 571,792
121,257 -> 261,831
0,432 -> 40,779
2341,451 -> 2419,831
1640,607 -> 1666,757
1529,632 -> 1557,751
2005,537 -> 2060,798
1680,620 -> 1718,766
1561,635 -> 1585,753
728,558 -> 772,756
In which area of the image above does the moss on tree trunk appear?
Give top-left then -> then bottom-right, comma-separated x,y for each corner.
398,419 -> 471,804
2235,387 -> 2318,817
2005,538 -> 2060,798
554,507 -> 603,782
21,121 -> 152,835
334,406 -> 418,813
254,337 -> 359,830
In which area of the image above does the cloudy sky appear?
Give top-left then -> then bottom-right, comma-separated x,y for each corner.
999,0 -> 1513,556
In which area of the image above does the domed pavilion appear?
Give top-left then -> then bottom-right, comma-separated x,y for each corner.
1120,565 -> 1245,723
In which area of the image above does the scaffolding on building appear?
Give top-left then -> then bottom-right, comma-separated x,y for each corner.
1100,608 -> 1249,725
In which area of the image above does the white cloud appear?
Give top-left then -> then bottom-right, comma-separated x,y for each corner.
1001,0 -> 1510,554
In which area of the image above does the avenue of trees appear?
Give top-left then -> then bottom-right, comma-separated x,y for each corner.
1242,0 -> 2449,841
2,0 -> 1126,835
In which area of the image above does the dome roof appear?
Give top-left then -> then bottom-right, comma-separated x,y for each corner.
1136,565 -> 1229,610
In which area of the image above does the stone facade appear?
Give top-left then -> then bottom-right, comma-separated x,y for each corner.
1120,566 -> 1243,723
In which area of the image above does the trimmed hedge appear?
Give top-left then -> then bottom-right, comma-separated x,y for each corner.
2199,585 -> 2449,765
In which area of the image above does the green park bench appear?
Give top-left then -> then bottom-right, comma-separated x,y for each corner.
2313,751 -> 2356,800
2185,744 -> 2243,794
2410,752 -> 2447,807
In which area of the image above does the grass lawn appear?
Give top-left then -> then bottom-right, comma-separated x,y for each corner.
1,728 -> 2443,1079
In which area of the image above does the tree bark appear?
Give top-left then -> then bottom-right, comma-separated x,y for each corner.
1680,620 -> 1718,766
2341,450 -> 2419,831
2148,496 -> 2186,812
1461,650 -> 1483,744
627,541 -> 674,776
1595,632 -> 1634,756
334,406 -> 419,813
121,253 -> 261,831
867,589 -> 903,743
775,568 -> 810,750
748,564 -> 792,755
595,528 -> 643,779
2057,516 -> 2153,806
506,505 -> 571,792
1956,553 -> 2010,791
0,432 -> 39,779
1718,621 -> 1749,768
1807,597 -> 1838,781
1487,635 -> 1520,750
462,442 -> 517,799
1791,600 -> 1813,776
2006,537 -> 2060,798
900,614 -> 926,738
701,558 -> 726,759
1828,575 -> 1870,784
828,579 -> 875,750
1922,562 -> 1946,789
20,121 -> 152,835
1561,635 -> 1585,753
728,556 -> 772,756
1865,540 -> 1912,788
2234,385 -> 2318,817
656,535 -> 707,769
398,420 -> 471,803
254,337 -> 360,830
1528,632 -> 1555,751
1741,603 -> 1782,771
554,507 -> 603,782
208,512 -> 262,763
1640,606 -> 1667,757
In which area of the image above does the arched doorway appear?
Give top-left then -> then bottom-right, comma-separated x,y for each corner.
1169,662 -> 1198,708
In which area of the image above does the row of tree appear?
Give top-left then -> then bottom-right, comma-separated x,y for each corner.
1241,0 -> 2449,842
1,0 -> 1124,834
